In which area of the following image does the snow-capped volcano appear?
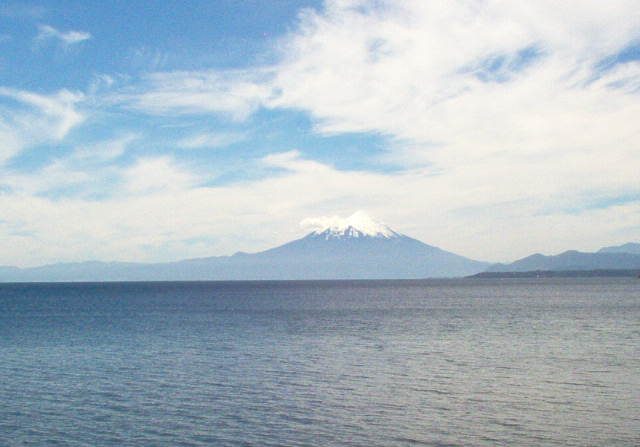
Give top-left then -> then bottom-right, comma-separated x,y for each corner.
302,211 -> 399,239
0,212 -> 490,280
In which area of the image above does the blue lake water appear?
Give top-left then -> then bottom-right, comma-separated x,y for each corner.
1,278 -> 638,446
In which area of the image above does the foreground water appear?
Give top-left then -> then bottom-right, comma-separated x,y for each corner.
0,278 -> 638,446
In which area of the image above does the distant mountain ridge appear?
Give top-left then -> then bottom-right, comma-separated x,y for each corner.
597,242 -> 640,255
0,213 -> 489,282
473,269 -> 639,278
486,243 -> 640,273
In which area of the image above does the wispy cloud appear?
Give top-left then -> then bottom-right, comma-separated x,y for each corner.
177,131 -> 245,149
129,47 -> 170,71
36,24 -> 91,47
0,87 -> 84,138
1,134 -> 137,198
114,70 -> 274,121
0,87 -> 85,162
71,133 -> 138,162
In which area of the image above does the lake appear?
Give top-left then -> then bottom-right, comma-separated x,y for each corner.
1,278 -> 638,446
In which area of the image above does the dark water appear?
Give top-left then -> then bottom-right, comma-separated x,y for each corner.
0,278 -> 638,446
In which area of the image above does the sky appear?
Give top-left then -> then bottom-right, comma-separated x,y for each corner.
1,0 -> 639,267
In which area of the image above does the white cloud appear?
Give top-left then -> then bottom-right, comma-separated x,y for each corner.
122,157 -> 200,194
36,24 -> 91,46
268,0 -> 640,142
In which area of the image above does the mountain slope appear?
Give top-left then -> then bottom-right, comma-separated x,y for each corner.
0,214 -> 489,281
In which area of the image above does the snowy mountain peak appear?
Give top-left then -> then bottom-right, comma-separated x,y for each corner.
301,211 -> 400,239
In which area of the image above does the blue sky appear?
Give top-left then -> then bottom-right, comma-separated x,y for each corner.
1,0 -> 639,266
